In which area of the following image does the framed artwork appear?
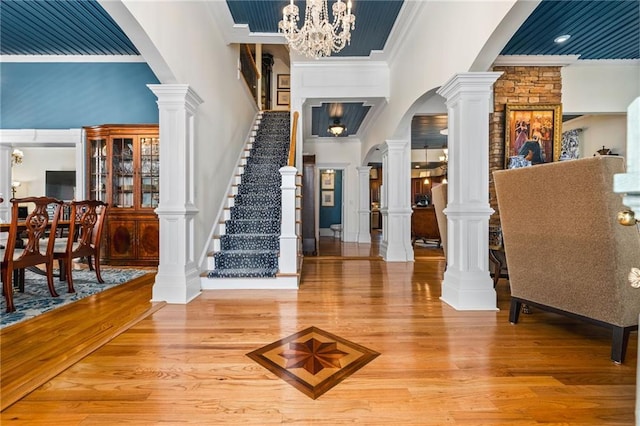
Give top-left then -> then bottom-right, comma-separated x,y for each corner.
321,172 -> 334,189
277,91 -> 290,106
277,74 -> 290,89
504,104 -> 562,167
321,190 -> 334,207
370,168 -> 378,180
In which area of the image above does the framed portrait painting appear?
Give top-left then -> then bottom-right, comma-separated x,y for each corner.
504,104 -> 562,167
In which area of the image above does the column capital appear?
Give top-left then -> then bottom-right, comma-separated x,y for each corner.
437,72 -> 503,101
384,139 -> 410,151
147,84 -> 204,112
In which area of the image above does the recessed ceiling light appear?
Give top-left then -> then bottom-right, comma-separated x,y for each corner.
554,34 -> 571,44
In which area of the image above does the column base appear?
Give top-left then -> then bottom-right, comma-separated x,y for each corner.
440,269 -> 498,311
152,265 -> 201,304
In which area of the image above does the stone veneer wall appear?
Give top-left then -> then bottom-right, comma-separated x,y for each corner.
489,66 -> 562,226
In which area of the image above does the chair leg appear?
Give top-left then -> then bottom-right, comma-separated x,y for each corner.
611,326 -> 632,364
509,299 -> 522,324
17,268 -> 25,293
93,255 -> 105,283
3,269 -> 15,313
65,257 -> 75,293
58,258 -> 67,282
45,262 -> 60,298
87,255 -> 95,271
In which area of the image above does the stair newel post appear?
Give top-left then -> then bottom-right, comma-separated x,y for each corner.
279,165 -> 298,274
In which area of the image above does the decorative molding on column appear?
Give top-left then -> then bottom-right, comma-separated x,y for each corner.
436,72 -> 502,310
380,139 -> 413,262
147,84 -> 204,304
356,166 -> 372,244
279,166 -> 299,276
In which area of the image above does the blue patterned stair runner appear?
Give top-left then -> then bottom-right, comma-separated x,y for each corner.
208,111 -> 291,278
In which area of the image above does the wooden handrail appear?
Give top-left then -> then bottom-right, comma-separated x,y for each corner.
288,111 -> 299,167
243,44 -> 260,79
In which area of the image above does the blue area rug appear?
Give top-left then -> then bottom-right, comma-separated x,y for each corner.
1,268 -> 150,329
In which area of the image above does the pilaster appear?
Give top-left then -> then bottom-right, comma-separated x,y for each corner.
380,139 -> 413,261
279,166 -> 298,274
436,72 -> 502,310
356,166 -> 372,244
147,84 -> 204,304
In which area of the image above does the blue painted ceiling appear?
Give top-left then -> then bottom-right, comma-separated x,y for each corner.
501,0 -> 639,60
0,0 -> 139,55
226,0 -> 404,57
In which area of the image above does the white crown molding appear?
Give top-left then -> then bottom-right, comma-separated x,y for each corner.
0,129 -> 82,147
375,0 -> 424,64
492,55 -> 581,66
0,55 -> 145,63
206,1 -> 287,46
568,59 -> 640,67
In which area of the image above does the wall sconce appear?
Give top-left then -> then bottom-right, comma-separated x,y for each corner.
11,149 -> 24,166
11,181 -> 21,198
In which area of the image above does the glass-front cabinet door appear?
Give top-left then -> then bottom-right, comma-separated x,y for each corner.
111,137 -> 135,208
88,138 -> 108,202
140,137 -> 160,209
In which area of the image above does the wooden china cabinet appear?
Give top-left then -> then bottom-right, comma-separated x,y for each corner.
84,124 -> 160,266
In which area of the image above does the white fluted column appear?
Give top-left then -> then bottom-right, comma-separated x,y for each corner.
436,72 -> 502,310
279,165 -> 298,274
147,84 -> 203,304
356,166 -> 372,244
380,139 -> 413,262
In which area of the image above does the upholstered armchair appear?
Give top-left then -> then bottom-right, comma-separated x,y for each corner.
494,156 -> 640,363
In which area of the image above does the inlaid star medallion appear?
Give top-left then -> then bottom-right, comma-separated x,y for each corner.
247,326 -> 380,399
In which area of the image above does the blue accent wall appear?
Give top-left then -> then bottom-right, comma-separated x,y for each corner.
0,62 -> 160,129
319,170 -> 342,228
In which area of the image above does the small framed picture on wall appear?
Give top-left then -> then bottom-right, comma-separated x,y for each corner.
277,91 -> 290,106
321,191 -> 334,207
321,172 -> 335,189
277,74 -> 290,89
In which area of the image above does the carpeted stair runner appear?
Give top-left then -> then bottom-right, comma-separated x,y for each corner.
208,111 -> 291,278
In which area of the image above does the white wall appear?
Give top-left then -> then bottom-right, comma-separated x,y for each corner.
363,0 -> 518,153
562,63 -> 640,114
303,138 -> 361,242
116,1 -> 257,268
10,147 -> 76,199
563,114 -> 628,159
272,57 -> 290,112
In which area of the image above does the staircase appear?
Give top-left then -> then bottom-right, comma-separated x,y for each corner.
201,111 -> 300,290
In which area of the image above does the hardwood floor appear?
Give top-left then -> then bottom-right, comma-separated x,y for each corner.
1,236 -> 637,424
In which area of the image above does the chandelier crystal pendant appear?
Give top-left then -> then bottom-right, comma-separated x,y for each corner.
279,0 -> 356,59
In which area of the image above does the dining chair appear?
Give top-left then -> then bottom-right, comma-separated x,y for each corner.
1,197 -> 63,313
53,200 -> 109,292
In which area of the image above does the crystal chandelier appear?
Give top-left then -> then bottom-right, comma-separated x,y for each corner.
279,0 -> 356,59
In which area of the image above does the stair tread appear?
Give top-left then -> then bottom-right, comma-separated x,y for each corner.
207,268 -> 278,278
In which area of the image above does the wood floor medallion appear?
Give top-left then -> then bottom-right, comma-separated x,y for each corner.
247,326 -> 380,399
